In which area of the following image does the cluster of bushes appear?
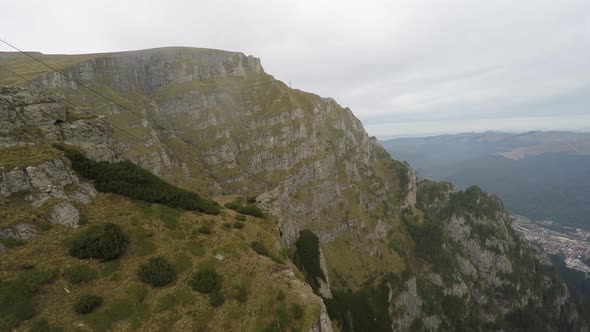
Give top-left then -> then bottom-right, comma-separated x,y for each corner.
189,267 -> 221,293
251,241 -> 269,256
64,264 -> 98,284
0,268 -> 56,331
416,180 -> 452,211
444,185 -> 500,220
74,294 -> 103,314
137,256 -> 177,287
293,230 -> 326,294
224,200 -> 264,218
189,267 -> 224,307
262,297 -> 305,331
69,223 -> 129,261
403,211 -> 456,275
57,145 -> 220,215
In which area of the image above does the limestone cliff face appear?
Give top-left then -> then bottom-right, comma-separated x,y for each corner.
0,49 -> 586,331
391,183 -> 586,331
0,87 -> 114,247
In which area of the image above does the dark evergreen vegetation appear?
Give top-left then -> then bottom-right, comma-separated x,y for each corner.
74,294 -> 103,314
56,145 -> 220,215
251,241 -> 269,256
293,230 -> 326,294
291,303 -> 304,320
224,200 -> 264,217
137,256 -> 177,287
68,223 -> 129,262
0,269 -> 56,331
209,290 -> 225,307
190,267 -> 222,294
324,283 -> 392,332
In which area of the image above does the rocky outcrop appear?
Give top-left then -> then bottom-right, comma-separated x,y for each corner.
392,278 -> 422,331
0,87 -> 113,243
0,86 -> 123,160
50,201 -> 80,227
308,304 -> 334,332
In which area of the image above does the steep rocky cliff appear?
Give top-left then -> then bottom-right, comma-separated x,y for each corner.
0,48 -> 587,331
0,86 -> 331,331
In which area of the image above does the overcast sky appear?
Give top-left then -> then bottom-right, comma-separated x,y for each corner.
1,0 -> 589,138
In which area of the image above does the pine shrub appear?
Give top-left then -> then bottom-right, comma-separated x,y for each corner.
291,303 -> 304,320
74,294 -> 103,314
209,290 -> 225,307
251,241 -> 269,256
137,257 -> 177,287
69,223 -> 128,262
189,268 -> 221,294
57,145 -> 220,215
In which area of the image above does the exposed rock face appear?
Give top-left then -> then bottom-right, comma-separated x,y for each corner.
1,49 -> 413,292
0,87 -> 115,244
393,278 -> 423,330
0,222 -> 36,240
389,184 -> 587,330
50,201 -> 80,227
308,304 -> 334,332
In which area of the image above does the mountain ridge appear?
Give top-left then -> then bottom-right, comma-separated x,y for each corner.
0,49 -> 587,331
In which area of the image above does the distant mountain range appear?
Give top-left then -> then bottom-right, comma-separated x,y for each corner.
382,131 -> 590,230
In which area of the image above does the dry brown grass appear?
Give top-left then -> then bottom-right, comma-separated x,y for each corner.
0,193 -> 323,331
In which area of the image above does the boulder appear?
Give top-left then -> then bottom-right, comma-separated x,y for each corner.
50,201 -> 80,228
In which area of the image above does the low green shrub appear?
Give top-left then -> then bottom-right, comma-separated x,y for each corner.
232,221 -> 245,229
235,284 -> 248,303
235,214 -> 247,222
223,202 -> 241,210
223,222 -> 232,229
0,269 -> 55,331
68,223 -> 128,262
137,257 -> 177,287
74,294 -> 103,314
64,264 -> 98,284
0,237 -> 25,248
38,222 -> 52,231
291,303 -> 304,320
237,205 -> 264,218
224,200 -> 264,218
251,241 -> 269,256
190,268 -> 221,294
209,290 -> 225,307
198,225 -> 212,234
